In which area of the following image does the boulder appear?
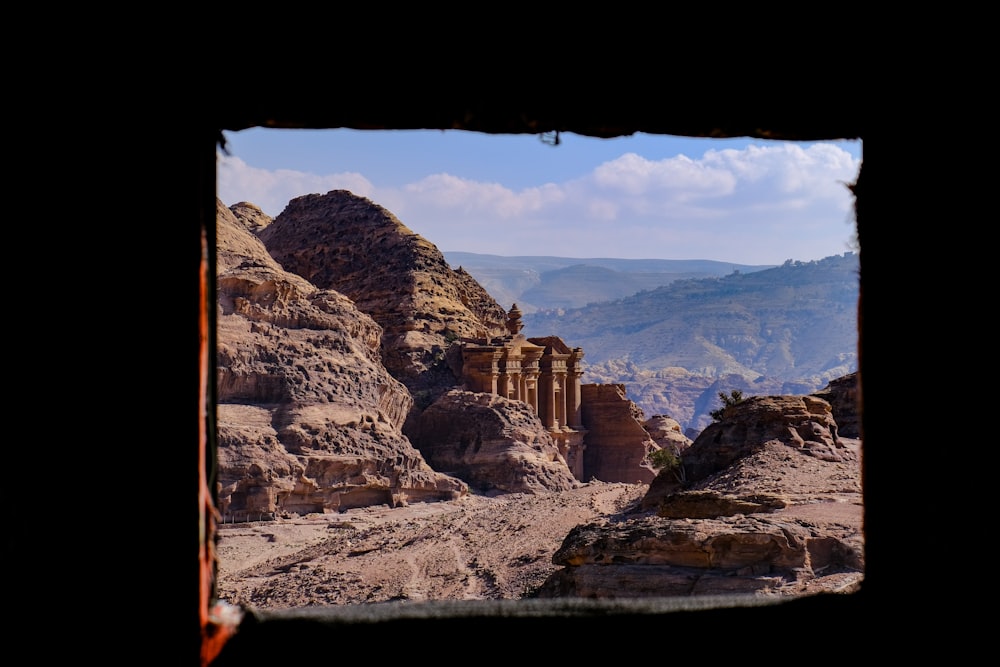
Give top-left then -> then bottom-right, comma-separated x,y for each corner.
413,389 -> 579,494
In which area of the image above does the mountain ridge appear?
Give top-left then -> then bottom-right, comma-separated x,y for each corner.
443,251 -> 776,314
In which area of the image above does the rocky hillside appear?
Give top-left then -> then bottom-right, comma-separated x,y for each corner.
217,194 -> 603,516
524,253 -> 858,375
258,191 -> 509,425
523,253 -> 860,435
536,393 -> 862,599
216,199 -> 467,516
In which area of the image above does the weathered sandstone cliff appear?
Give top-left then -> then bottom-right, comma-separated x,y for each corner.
643,393 -> 851,509
811,371 -> 859,438
641,414 -> 693,457
413,389 -> 579,494
258,190 -> 509,426
580,383 -> 661,484
216,200 -> 467,517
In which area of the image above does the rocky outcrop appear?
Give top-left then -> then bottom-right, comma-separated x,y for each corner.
580,384 -> 659,483
642,414 -> 693,456
534,512 -> 863,598
642,394 -> 848,510
257,190 -> 510,426
229,201 -> 273,235
412,389 -> 579,494
215,199 -> 467,518
691,394 -> 845,466
811,371 -> 859,437
652,489 -> 790,519
536,392 -> 863,598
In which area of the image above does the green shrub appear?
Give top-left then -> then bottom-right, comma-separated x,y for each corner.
709,390 -> 745,421
649,448 -> 680,470
649,447 -> 686,483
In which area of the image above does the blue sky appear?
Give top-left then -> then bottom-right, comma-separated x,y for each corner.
217,128 -> 862,266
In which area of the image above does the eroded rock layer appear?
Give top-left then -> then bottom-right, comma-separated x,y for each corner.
580,384 -> 660,483
413,389 -> 580,494
258,190 -> 509,413
536,512 -> 863,598
216,199 -> 467,518
537,390 -> 862,598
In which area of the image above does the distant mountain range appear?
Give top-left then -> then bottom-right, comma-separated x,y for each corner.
446,251 -> 859,435
442,252 -> 776,314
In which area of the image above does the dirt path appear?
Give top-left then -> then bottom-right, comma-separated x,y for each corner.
216,481 -> 648,609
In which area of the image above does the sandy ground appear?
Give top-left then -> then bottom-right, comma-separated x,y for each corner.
215,481 -> 649,608
215,440 -> 863,610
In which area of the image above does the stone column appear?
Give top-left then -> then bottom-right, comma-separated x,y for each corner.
555,375 -> 566,429
503,351 -> 523,401
566,347 -> 585,428
542,371 -> 556,428
521,346 -> 543,414
551,354 -> 568,430
498,348 -> 513,399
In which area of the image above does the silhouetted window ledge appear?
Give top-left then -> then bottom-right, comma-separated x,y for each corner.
264,595 -> 791,621
210,592 -> 865,662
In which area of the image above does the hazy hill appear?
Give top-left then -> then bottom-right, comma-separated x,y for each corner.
503,253 -> 858,434
443,252 -> 774,313
523,253 -> 858,373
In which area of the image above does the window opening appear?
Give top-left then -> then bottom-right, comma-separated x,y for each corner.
211,128 -> 863,612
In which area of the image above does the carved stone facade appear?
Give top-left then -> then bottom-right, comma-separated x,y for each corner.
460,305 -> 588,480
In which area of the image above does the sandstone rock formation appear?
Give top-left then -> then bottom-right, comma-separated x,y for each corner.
535,390 -> 863,598
219,194 -> 611,507
643,394 -> 850,509
811,371 -> 859,437
215,199 -> 467,518
228,201 -> 272,235
413,389 -> 579,494
580,384 -> 660,484
257,190 -> 509,428
535,511 -> 862,598
642,414 -> 693,457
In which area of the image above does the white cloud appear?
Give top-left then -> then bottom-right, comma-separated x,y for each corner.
216,155 -> 375,217
590,152 -> 737,198
401,175 -> 564,218
216,142 -> 861,264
